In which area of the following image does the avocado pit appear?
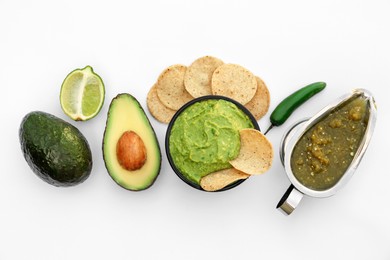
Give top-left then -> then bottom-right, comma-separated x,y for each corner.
116,130 -> 147,171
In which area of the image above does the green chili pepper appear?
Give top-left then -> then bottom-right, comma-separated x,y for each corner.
264,82 -> 326,134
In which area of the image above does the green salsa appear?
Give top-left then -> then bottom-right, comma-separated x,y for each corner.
169,99 -> 254,185
291,96 -> 369,191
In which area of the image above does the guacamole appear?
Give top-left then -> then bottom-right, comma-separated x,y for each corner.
291,96 -> 368,191
169,99 -> 254,185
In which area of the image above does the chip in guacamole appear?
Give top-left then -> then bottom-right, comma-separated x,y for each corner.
168,99 -> 254,185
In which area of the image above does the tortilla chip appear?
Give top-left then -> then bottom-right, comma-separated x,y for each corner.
211,64 -> 257,105
147,84 -> 177,124
245,77 -> 271,120
156,64 -> 193,110
229,129 -> 273,175
184,56 -> 224,98
200,168 -> 250,191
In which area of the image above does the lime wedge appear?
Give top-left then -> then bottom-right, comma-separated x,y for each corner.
60,66 -> 105,121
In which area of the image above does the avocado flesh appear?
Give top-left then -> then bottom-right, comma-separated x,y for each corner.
103,93 -> 161,191
19,111 -> 92,186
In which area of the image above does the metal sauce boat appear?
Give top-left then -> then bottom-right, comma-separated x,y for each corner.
277,89 -> 377,215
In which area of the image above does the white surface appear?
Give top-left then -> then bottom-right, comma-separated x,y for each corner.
1,0 -> 389,259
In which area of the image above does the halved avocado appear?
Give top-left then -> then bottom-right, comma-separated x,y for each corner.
103,93 -> 161,191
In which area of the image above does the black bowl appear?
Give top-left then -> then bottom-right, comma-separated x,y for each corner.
165,95 -> 260,192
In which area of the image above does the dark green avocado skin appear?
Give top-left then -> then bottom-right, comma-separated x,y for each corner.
19,111 -> 92,187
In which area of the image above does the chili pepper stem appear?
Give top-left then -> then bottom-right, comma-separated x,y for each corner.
264,124 -> 273,135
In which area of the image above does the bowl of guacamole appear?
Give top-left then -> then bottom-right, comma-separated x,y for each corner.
165,95 -> 260,191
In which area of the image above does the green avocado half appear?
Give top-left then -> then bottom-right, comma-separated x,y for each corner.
19,111 -> 92,187
103,93 -> 161,191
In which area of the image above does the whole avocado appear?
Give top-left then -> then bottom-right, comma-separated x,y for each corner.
19,111 -> 92,187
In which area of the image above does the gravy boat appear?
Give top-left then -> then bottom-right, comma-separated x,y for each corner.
277,89 -> 377,215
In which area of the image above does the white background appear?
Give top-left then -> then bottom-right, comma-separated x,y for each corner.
1,0 -> 389,259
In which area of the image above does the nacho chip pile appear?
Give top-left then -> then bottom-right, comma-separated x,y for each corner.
147,56 -> 270,124
148,56 -> 274,191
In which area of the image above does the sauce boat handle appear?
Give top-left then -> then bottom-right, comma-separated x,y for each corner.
276,185 -> 304,215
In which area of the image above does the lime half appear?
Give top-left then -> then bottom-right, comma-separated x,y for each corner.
60,66 -> 105,121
